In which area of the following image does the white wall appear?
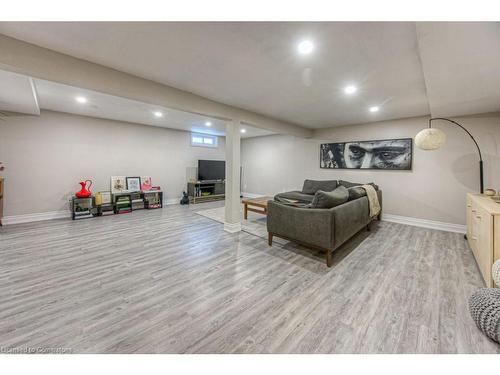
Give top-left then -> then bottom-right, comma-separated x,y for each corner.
0,110 -> 225,217
242,113 -> 500,225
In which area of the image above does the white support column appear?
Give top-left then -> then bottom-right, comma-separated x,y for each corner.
224,120 -> 242,233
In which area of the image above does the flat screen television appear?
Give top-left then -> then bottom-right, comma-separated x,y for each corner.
198,160 -> 225,181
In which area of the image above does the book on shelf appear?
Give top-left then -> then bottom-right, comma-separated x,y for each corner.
74,213 -> 93,219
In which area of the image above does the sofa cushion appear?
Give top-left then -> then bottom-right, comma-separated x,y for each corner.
302,179 -> 338,195
274,191 -> 315,204
310,186 -> 349,209
339,180 -> 379,191
347,186 -> 367,201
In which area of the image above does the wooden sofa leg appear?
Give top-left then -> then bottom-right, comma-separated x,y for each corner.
326,250 -> 333,267
268,232 -> 273,246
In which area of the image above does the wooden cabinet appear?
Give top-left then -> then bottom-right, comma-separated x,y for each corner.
466,193 -> 500,287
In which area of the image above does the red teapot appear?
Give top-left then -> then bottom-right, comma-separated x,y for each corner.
75,179 -> 93,198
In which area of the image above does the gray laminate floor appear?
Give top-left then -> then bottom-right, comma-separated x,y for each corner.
0,202 -> 498,353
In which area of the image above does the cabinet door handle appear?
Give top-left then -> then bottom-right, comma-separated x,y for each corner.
467,204 -> 472,207
476,215 -> 482,220
472,236 -> 478,241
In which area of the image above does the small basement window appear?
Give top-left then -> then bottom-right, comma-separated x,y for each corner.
191,133 -> 218,148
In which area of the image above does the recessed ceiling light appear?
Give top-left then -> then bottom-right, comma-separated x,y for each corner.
240,128 -> 247,133
344,85 -> 357,95
154,111 -> 163,118
297,40 -> 314,55
205,121 -> 212,127
75,96 -> 87,104
369,106 -> 380,113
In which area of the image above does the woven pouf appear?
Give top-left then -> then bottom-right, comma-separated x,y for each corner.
469,288 -> 500,343
493,259 -> 500,287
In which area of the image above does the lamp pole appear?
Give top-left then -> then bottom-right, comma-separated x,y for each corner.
428,117 -> 484,194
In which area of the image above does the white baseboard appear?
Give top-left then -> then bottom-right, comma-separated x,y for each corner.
224,221 -> 242,233
3,210 -> 71,225
3,197 -> 466,235
3,197 -> 181,225
382,213 -> 466,234
165,198 -> 180,205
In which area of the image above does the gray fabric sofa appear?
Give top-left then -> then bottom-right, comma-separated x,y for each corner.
267,179 -> 382,267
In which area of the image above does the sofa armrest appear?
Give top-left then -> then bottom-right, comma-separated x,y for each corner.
331,190 -> 382,248
267,201 -> 334,250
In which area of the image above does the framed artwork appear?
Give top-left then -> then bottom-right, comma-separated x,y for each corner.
100,191 -> 112,205
320,138 -> 412,170
111,176 -> 126,194
126,176 -> 141,192
141,176 -> 152,191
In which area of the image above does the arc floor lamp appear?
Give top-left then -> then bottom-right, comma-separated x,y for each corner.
415,117 -> 484,194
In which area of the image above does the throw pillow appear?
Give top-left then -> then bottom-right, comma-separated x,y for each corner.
310,186 -> 349,209
339,180 -> 379,191
347,186 -> 367,201
302,179 -> 338,195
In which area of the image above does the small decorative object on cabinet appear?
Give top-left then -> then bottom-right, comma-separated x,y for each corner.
75,179 -> 92,198
95,191 -> 114,216
485,188 -> 496,196
0,177 -> 4,226
71,197 -> 95,220
141,176 -> 152,191
98,191 -> 112,205
126,177 -> 141,192
111,176 -> 126,194
466,193 -> 500,287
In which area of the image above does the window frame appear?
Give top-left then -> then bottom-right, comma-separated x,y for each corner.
190,133 -> 219,148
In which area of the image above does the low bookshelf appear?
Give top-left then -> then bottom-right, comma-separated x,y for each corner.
71,190 -> 163,220
187,181 -> 225,204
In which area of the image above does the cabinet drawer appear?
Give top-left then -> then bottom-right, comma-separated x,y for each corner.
476,205 -> 493,286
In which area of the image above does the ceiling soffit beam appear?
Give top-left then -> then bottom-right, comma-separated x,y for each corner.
0,34 -> 312,138
28,77 -> 41,115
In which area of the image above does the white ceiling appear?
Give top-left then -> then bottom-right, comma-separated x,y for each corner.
0,69 -> 274,138
0,22 -> 499,128
0,69 -> 39,115
416,22 -> 500,118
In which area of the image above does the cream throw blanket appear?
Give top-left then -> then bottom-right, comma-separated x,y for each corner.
361,184 -> 381,218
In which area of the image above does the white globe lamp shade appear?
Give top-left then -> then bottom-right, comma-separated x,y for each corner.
415,128 -> 446,150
